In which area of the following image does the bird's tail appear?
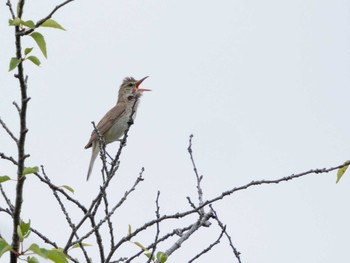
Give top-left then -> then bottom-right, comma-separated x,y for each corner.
86,142 -> 99,181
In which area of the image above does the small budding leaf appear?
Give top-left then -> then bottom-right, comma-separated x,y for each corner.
336,160 -> 350,183
40,19 -> 66,31
9,17 -> 21,26
0,176 -> 11,184
20,219 -> 31,238
24,47 -> 34,56
23,166 -> 39,175
128,224 -> 132,235
70,243 -> 91,249
144,252 -> 155,261
9,57 -> 20,71
62,185 -> 74,193
27,56 -> 41,66
134,242 -> 147,251
22,20 -> 35,29
17,225 -> 24,242
30,32 -> 47,58
27,256 -> 40,263
157,252 -> 168,263
0,238 -> 12,258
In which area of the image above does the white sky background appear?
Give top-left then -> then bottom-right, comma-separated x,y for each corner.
1,0 -> 350,262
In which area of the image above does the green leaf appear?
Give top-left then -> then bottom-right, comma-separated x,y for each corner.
27,256 -> 40,263
9,17 -> 21,26
336,160 -> 350,183
134,242 -> 147,251
47,249 -> 68,263
62,185 -> 74,193
9,57 -> 20,71
0,238 -> 12,258
70,243 -> 91,249
20,219 -> 31,238
156,252 -> 168,263
144,252 -> 155,261
22,20 -> 35,29
23,166 -> 39,175
30,32 -> 47,58
40,19 -> 66,31
128,224 -> 132,235
0,176 -> 11,184
27,56 -> 41,66
24,47 -> 34,56
29,244 -> 48,259
17,225 -> 24,242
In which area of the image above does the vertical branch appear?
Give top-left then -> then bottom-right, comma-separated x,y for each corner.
10,1 -> 29,262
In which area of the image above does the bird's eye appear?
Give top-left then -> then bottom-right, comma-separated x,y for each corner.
127,83 -> 133,87
127,95 -> 134,101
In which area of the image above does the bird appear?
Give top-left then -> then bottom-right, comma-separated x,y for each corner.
85,76 -> 150,180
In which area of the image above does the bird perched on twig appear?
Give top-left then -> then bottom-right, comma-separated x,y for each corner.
85,76 -> 150,180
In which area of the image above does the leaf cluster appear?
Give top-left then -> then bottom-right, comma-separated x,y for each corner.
8,18 -> 65,71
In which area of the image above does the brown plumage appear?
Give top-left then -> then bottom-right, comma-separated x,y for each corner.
85,76 -> 150,180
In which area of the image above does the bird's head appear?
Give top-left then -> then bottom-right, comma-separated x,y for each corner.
118,76 -> 151,101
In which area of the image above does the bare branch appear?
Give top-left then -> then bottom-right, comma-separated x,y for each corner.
34,170 -> 87,212
156,212 -> 213,262
0,152 -> 18,165
187,135 -> 204,209
67,171 -> 144,250
101,186 -> 115,250
0,117 -> 19,144
188,225 -> 225,262
6,0 -> 15,19
39,167 -> 91,262
210,206 -> 241,263
12,101 -> 21,114
30,227 -> 58,248
146,191 -> 161,263
0,184 -> 14,213
125,225 -> 194,262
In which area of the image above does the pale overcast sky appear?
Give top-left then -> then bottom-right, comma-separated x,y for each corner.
1,1 -> 350,262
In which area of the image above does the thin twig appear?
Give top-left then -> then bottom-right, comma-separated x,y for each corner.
187,135 -> 205,212
155,212 -> 213,263
30,227 -> 58,248
210,206 -> 241,263
67,172 -> 144,250
40,167 -> 92,263
6,0 -> 15,19
34,171 -> 87,212
91,121 -> 109,183
13,101 -> 21,114
146,191 -> 161,263
19,0 -> 75,36
0,152 -> 18,165
101,186 -> 115,250
0,117 -> 19,144
125,225 -> 194,262
0,184 -> 14,213
188,225 -> 225,262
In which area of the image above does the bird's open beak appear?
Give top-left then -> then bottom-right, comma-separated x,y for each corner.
135,76 -> 151,92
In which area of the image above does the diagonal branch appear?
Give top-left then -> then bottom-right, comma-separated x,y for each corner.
19,0 -> 75,35
0,117 -> 19,144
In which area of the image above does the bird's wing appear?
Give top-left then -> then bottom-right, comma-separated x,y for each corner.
84,103 -> 126,149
